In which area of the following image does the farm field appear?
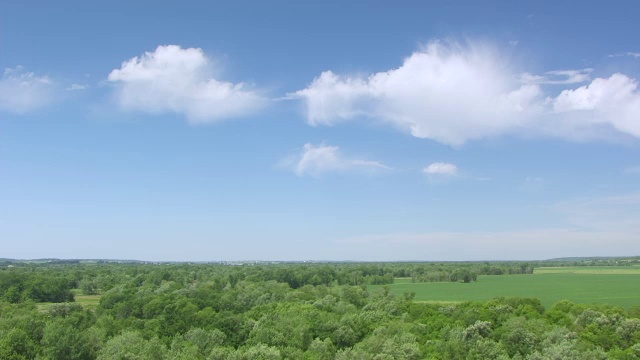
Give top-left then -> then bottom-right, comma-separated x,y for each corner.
370,270 -> 640,308
533,265 -> 640,274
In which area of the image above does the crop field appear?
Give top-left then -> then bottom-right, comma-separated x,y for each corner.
371,269 -> 640,308
533,266 -> 640,275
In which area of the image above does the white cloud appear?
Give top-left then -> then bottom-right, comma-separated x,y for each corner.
293,41 -> 544,146
423,162 -> 458,175
280,143 -> 390,177
107,45 -> 266,123
521,68 -> 592,85
553,73 -> 640,138
293,41 -> 640,145
0,66 -> 54,114
66,83 -> 87,91
608,52 -> 640,59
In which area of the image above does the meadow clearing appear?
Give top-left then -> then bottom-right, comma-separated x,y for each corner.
370,266 -> 640,308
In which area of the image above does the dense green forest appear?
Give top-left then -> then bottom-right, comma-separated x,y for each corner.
1,260 -> 639,359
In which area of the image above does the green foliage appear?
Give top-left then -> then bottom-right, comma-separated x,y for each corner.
97,331 -> 167,360
40,321 -> 101,360
0,328 -> 38,360
1,261 -> 639,359
0,270 -> 75,303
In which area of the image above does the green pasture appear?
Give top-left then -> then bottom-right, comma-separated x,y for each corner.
75,295 -> 101,308
534,266 -> 640,275
37,294 -> 101,311
371,271 -> 640,309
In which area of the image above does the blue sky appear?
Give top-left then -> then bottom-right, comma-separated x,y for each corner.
1,1 -> 639,261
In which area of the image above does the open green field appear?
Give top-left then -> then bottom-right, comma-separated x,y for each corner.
36,295 -> 101,311
371,272 -> 640,308
534,266 -> 640,275
74,295 -> 101,308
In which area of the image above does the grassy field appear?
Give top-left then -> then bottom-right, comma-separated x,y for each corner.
36,294 -> 101,311
74,295 -> 101,308
534,266 -> 640,275
371,270 -> 640,309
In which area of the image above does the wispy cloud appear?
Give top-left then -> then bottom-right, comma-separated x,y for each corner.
521,68 -> 592,85
0,66 -> 55,114
334,228 -> 639,261
608,52 -> 640,59
552,193 -> 640,232
519,177 -> 546,192
107,45 -> 267,123
279,143 -> 391,177
333,192 -> 640,260
66,83 -> 88,91
423,162 -> 458,176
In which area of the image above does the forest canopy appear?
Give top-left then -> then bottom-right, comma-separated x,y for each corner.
0,260 -> 639,359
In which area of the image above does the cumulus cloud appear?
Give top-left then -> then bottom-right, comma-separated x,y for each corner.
293,41 -> 543,146
423,162 -> 458,176
0,66 -> 54,114
293,41 -> 640,145
280,143 -> 390,176
553,74 -> 640,138
107,45 -> 266,123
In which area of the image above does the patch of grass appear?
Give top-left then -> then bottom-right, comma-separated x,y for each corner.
371,273 -> 640,308
36,295 -> 101,312
75,295 -> 101,308
36,302 -> 57,312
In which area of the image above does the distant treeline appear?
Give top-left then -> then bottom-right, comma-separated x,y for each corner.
1,257 -> 636,305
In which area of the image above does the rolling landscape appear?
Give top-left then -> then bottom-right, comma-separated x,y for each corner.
2,0 -> 640,359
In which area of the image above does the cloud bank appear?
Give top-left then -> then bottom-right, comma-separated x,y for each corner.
335,228 -> 639,261
280,143 -> 390,176
293,41 -> 640,145
0,66 -> 54,114
108,45 -> 266,123
333,192 -> 640,260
